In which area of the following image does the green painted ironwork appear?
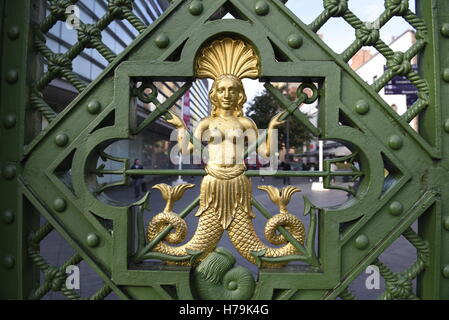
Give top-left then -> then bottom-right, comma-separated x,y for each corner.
1,0 -> 449,300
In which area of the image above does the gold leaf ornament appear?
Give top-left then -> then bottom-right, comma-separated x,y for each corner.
258,185 -> 301,214
152,183 -> 195,213
196,38 -> 260,80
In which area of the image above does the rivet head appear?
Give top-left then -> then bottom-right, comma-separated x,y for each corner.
389,201 -> 403,216
2,165 -> 16,180
442,68 -> 449,82
87,100 -> 102,114
2,255 -> 15,269
355,100 -> 370,115
228,281 -> 238,291
443,217 -> 449,231
54,133 -> 69,147
355,235 -> 369,249
441,23 -> 449,37
86,233 -> 100,247
287,34 -> 303,49
2,210 -> 14,224
53,198 -> 67,212
388,135 -> 403,150
7,26 -> 20,40
255,1 -> 269,15
442,265 -> 449,279
3,114 -> 16,129
189,0 -> 203,15
5,69 -> 18,84
444,119 -> 449,133
155,33 -> 170,48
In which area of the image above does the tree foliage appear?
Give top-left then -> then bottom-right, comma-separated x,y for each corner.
245,87 -> 313,150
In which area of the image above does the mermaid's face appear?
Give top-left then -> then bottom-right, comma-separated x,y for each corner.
214,77 -> 241,110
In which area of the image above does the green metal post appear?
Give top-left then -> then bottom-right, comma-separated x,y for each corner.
0,0 -> 39,299
417,0 -> 449,299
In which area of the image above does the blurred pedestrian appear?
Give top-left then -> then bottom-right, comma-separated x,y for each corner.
131,159 -> 144,198
309,164 -> 315,182
330,162 -> 337,183
281,160 -> 291,185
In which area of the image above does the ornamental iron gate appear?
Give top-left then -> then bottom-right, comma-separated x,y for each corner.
1,0 -> 449,300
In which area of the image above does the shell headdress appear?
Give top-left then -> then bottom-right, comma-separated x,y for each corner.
196,38 -> 260,80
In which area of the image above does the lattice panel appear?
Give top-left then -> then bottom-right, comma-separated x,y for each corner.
28,221 -> 113,300
308,0 -> 429,124
32,0 -> 151,124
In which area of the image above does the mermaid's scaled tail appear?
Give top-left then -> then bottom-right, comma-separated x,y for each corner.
146,183 -> 224,264
146,180 -> 306,268
227,185 -> 306,267
227,210 -> 305,267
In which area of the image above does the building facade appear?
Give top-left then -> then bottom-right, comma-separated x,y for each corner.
42,0 -> 210,181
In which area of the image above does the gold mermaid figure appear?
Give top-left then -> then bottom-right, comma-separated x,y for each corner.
147,38 -> 305,266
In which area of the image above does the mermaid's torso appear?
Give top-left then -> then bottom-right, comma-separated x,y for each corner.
206,116 -> 255,167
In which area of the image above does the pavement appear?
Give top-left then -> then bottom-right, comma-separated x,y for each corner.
40,175 -> 416,300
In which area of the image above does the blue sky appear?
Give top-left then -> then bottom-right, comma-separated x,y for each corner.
243,0 -> 417,107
